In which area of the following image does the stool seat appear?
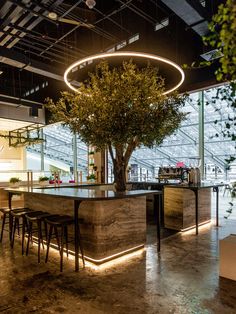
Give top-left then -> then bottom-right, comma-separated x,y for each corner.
45,215 -> 74,226
10,208 -> 32,217
26,213 -> 58,222
0,208 -> 11,214
1,207 -> 28,214
25,211 -> 45,220
0,207 -> 31,244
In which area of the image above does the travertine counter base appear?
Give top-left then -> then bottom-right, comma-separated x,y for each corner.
164,187 -> 211,230
24,194 -> 146,261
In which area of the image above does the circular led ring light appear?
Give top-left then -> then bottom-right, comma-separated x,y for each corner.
64,51 -> 185,95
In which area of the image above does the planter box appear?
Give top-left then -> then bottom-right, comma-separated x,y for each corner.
219,234 -> 236,281
9,182 -> 20,188
39,181 -> 49,187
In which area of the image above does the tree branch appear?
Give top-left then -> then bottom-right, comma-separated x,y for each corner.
115,144 -> 124,161
108,143 -> 115,163
124,137 -> 138,167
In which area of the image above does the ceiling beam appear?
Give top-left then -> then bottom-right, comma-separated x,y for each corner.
0,93 -> 42,108
0,46 -> 78,86
1,0 -> 64,50
0,46 -> 63,80
160,0 -> 209,36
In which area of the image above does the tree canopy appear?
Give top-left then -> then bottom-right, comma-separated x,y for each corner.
47,61 -> 186,149
46,60 -> 186,190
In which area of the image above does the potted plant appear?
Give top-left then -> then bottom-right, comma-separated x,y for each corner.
38,176 -> 49,186
9,177 -> 21,187
87,173 -> 96,182
46,60 -> 186,191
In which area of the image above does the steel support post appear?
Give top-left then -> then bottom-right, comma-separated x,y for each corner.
73,133 -> 78,183
40,129 -> 44,171
199,91 -> 205,179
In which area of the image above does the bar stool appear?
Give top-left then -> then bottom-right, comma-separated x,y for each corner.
25,211 -> 57,263
0,207 -> 29,244
45,215 -> 85,272
10,208 -> 35,254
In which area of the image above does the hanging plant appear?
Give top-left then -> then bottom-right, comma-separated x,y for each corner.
0,127 -> 45,148
203,0 -> 236,82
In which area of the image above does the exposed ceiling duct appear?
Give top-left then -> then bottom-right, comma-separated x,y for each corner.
0,95 -> 45,125
160,0 -> 209,36
0,47 -> 79,86
0,47 -> 63,81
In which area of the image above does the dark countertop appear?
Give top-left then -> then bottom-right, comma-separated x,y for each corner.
129,181 -> 178,191
165,183 -> 225,189
5,186 -> 162,201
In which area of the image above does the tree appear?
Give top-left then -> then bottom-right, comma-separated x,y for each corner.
203,0 -> 236,216
203,0 -> 236,162
46,61 -> 186,191
203,0 -> 236,82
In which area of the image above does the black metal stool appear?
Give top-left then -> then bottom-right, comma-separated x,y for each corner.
0,207 -> 29,244
45,215 -> 85,272
25,211 -> 57,263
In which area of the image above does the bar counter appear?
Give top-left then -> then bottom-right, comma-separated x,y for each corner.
164,183 -> 224,234
5,186 -> 162,270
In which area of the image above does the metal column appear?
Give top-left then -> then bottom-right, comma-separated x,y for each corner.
73,132 -> 78,183
40,129 -> 44,171
104,148 -> 108,184
199,91 -> 204,179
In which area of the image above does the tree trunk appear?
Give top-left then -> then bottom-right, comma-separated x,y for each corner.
108,142 -> 136,192
113,161 -> 126,192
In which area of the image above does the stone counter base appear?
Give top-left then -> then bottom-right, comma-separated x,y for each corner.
164,187 -> 211,231
24,194 -> 146,262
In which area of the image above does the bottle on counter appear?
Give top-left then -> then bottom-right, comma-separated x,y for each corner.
194,167 -> 201,184
188,168 -> 194,184
188,167 -> 201,184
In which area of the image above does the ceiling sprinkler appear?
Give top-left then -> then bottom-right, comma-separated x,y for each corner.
85,0 -> 96,9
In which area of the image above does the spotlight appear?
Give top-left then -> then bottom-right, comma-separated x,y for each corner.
86,0 -> 96,9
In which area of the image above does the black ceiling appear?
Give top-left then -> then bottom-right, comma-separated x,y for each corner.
0,0 -> 224,105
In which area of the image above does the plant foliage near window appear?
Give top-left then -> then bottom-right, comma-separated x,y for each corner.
9,177 -> 21,184
203,0 -> 236,217
38,176 -> 49,182
46,61 -> 186,191
202,0 -> 236,163
87,174 -> 96,181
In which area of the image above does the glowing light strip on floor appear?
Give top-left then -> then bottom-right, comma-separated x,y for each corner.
85,248 -> 145,271
181,220 -> 212,232
31,236 -> 145,268
81,244 -> 145,264
64,51 -> 185,95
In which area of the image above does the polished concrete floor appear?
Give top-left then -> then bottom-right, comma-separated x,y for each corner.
0,192 -> 236,314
